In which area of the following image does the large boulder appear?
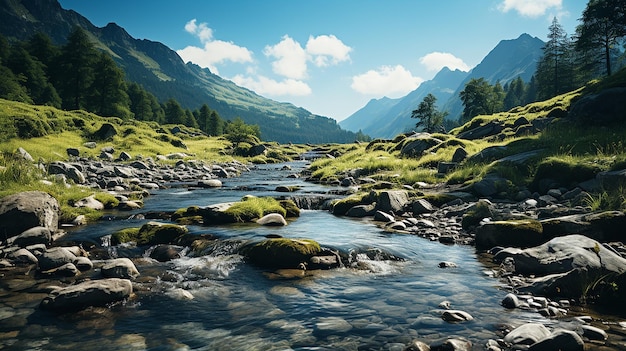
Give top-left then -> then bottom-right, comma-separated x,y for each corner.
377,190 -> 409,214
494,234 -> 626,276
400,134 -> 442,157
569,87 -> 626,126
540,211 -> 626,242
101,258 -> 140,279
475,219 -> 544,249
528,329 -> 584,351
40,278 -> 132,312
38,247 -> 77,271
10,226 -> 52,247
0,191 -> 59,240
503,323 -> 551,346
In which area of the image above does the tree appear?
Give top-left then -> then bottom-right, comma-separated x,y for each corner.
6,45 -> 61,107
576,0 -> 626,76
163,98 -> 186,124
503,77 -> 526,110
128,82 -> 153,121
56,27 -> 97,110
536,17 -> 579,100
88,52 -> 131,118
224,117 -> 261,142
459,78 -> 495,123
410,93 -> 447,133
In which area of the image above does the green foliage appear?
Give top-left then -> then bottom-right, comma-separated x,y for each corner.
224,117 -> 261,143
584,188 -> 626,211
411,93 -> 447,133
224,196 -> 287,222
459,78 -> 505,123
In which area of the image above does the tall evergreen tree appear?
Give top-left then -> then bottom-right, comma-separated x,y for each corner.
459,78 -> 495,123
128,82 -> 153,121
7,46 -> 61,107
163,98 -> 186,124
536,17 -> 572,99
576,0 -> 626,76
88,52 -> 131,118
503,77 -> 527,110
57,27 -> 97,110
25,33 -> 59,70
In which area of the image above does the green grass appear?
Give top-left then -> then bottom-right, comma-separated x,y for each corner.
224,196 -> 287,222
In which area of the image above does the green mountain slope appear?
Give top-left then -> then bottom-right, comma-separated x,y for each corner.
0,0 -> 359,143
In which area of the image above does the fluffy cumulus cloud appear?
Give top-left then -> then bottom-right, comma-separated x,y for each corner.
419,52 -> 470,72
498,0 -> 562,18
263,35 -> 308,80
177,19 -> 253,75
351,65 -> 424,97
305,34 -> 352,67
231,74 -> 312,96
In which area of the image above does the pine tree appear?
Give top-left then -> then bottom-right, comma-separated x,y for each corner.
57,27 -> 97,110
576,0 -> 626,76
503,77 -> 526,110
7,46 -> 61,107
128,82 -> 153,121
88,52 -> 131,118
163,98 -> 186,124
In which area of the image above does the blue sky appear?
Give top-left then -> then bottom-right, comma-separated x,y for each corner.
58,0 -> 587,121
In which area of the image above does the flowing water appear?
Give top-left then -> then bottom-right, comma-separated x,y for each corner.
0,160 -> 586,350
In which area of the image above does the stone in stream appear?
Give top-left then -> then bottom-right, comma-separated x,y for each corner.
0,191 -> 59,239
501,293 -> 520,309
101,258 -> 140,279
528,329 -> 584,351
149,245 -> 183,262
9,226 -> 51,247
73,194 -> 105,210
429,336 -> 472,351
40,278 -> 132,312
440,310 -> 473,323
503,323 -> 551,346
256,213 -> 288,226
244,238 -> 322,269
38,247 -> 77,271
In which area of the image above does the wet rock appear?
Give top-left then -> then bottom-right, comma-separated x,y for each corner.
374,210 -> 395,222
429,336 -> 472,351
528,329 -> 584,351
10,248 -> 38,264
10,226 -> 51,247
198,179 -> 222,188
501,293 -> 520,309
40,278 -> 132,312
256,213 -> 288,226
74,256 -> 93,271
581,325 -> 607,341
503,323 -> 551,345
440,310 -> 473,322
438,261 -> 457,268
0,191 -> 59,238
316,316 -> 352,333
149,245 -> 183,262
494,234 -> 626,276
244,238 -> 322,269
45,262 -> 79,277
38,247 -> 77,271
404,340 -> 430,351
346,204 -> 376,217
101,258 -> 140,279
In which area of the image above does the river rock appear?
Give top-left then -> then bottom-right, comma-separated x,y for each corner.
494,234 -> 626,276
377,190 -> 409,213
74,256 -> 94,271
0,191 -> 59,238
475,219 -> 544,249
38,247 -> 77,271
503,323 -> 551,345
197,179 -> 222,188
256,213 -> 288,226
501,293 -> 520,309
244,238 -> 322,269
528,329 -> 584,351
374,210 -> 395,222
10,226 -> 51,247
412,199 -> 435,214
404,340 -> 430,351
440,310 -> 473,323
74,195 -> 104,210
101,258 -> 140,279
47,262 -> 79,277
346,204 -> 376,217
10,248 -> 38,264
581,325 -> 607,341
149,245 -> 183,262
429,337 -> 472,351
40,278 -> 132,312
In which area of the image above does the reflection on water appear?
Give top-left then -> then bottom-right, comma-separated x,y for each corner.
1,161 -> 560,350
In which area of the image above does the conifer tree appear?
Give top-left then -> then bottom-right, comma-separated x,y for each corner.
57,27 -> 97,110
89,52 -> 131,118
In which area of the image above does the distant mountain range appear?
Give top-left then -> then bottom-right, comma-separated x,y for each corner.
0,0 -> 359,143
341,33 -> 545,139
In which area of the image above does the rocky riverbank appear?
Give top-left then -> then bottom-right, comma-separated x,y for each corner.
2,148 -> 626,350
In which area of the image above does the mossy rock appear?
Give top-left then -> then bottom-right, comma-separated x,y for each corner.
172,206 -> 203,224
203,197 -> 287,224
331,193 -> 371,216
532,157 -> 602,191
279,199 -> 300,218
243,238 -> 322,269
476,219 -> 544,249
461,200 -> 494,229
111,222 -> 188,246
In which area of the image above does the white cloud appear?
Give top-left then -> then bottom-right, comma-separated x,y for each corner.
419,52 -> 470,72
306,34 -> 352,67
231,74 -> 312,96
498,0 -> 562,18
351,65 -> 424,97
263,35 -> 308,80
177,19 -> 253,74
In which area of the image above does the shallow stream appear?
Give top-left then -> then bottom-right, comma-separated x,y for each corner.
0,159 -> 612,350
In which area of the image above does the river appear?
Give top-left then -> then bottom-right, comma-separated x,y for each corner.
0,159 -> 601,350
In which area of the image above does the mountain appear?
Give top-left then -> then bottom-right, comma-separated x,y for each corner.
340,67 -> 468,138
340,34 -> 544,139
0,0 -> 359,143
441,33 -> 545,121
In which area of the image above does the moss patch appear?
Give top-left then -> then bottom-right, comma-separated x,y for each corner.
224,196 -> 287,222
244,238 -> 322,269
111,222 -> 188,245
